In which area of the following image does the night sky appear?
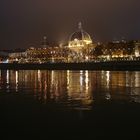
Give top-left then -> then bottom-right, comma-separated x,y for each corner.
0,0 -> 140,49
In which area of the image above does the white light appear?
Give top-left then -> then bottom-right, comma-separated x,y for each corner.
80,71 -> 83,86
85,71 -> 89,90
106,71 -> 110,87
105,94 -> 111,100
80,75 -> 83,86
38,70 -> 41,82
3,59 -> 9,63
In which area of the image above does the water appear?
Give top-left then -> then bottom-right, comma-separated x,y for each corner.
0,70 -> 140,108
0,70 -> 140,138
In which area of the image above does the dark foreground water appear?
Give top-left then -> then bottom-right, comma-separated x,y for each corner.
0,70 -> 140,139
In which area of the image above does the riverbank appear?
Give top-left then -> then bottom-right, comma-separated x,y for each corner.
0,60 -> 140,70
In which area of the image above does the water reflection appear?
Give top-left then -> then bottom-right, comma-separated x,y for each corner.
15,71 -> 18,92
0,70 -> 1,90
6,70 -> 10,91
0,70 -> 140,109
66,70 -> 93,109
6,70 -> 10,85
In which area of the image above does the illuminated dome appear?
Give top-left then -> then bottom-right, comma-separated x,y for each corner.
69,22 -> 92,49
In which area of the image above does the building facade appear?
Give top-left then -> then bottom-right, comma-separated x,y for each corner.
68,22 -> 95,62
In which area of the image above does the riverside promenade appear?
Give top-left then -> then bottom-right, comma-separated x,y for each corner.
0,61 -> 140,70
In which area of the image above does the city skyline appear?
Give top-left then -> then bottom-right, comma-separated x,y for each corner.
1,0 -> 140,49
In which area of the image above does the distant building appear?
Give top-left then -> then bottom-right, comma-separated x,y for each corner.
9,51 -> 27,59
92,40 -> 140,61
0,51 -> 9,57
41,36 -> 49,48
68,22 -> 95,62
134,41 -> 140,57
5,24 -> 139,64
68,22 -> 93,50
8,49 -> 27,63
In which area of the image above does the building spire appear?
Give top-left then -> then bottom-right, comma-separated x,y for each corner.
78,22 -> 82,30
43,36 -> 47,41
42,35 -> 48,48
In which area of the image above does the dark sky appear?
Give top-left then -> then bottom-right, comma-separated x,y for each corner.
0,0 -> 140,49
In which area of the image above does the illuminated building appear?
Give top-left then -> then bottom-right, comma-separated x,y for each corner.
9,51 -> 27,60
93,41 -> 140,61
68,22 -> 95,62
0,49 -> 26,63
4,25 -> 140,63
25,36 -> 70,63
134,42 -> 140,57
69,22 -> 92,50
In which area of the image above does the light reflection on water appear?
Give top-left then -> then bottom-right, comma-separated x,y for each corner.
0,70 -> 140,110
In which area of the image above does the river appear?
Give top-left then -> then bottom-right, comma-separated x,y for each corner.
0,70 -> 140,138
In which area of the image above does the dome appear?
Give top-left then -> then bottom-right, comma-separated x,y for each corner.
69,22 -> 92,45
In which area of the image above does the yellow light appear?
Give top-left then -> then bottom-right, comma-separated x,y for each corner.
16,71 -> 18,92
83,40 -> 92,44
6,70 -> 10,84
86,56 -> 89,60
